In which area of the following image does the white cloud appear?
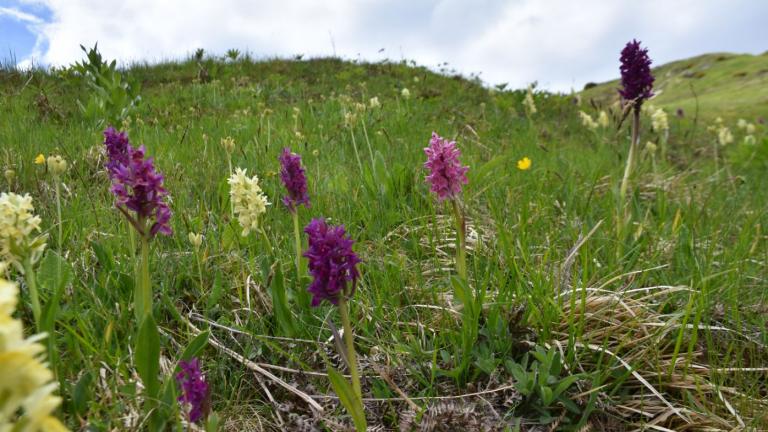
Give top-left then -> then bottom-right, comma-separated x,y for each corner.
0,5 -> 43,23
14,0 -> 768,91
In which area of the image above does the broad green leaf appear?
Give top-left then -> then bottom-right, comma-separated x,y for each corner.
327,368 -> 367,431
135,315 -> 161,397
180,331 -> 210,362
553,375 -> 581,399
72,371 -> 93,416
269,265 -> 296,336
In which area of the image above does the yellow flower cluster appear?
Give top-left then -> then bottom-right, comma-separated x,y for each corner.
0,265 -> 68,431
0,193 -> 48,273
650,108 -> 669,133
228,168 -> 270,236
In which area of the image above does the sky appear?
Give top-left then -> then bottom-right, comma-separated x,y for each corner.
1,0 -> 767,92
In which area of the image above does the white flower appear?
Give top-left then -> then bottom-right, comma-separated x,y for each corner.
579,111 -> 598,130
401,88 -> 411,99
744,135 -> 756,145
0,275 -> 68,431
717,126 -> 734,146
369,97 -> 381,109
188,232 -> 203,249
228,168 -> 270,236
650,108 -> 669,133
0,193 -> 48,273
523,84 -> 537,115
746,123 -> 756,134
46,155 -> 67,177
737,119 -> 748,129
344,111 -> 358,127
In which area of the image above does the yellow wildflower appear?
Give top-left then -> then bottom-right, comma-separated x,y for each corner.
517,157 -> 532,171
228,168 -> 270,236
401,88 -> 411,99
34,154 -> 45,165
0,193 -> 48,273
0,274 -> 68,431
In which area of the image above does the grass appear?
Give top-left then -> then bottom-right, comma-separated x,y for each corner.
1,53 -> 767,430
581,51 -> 768,122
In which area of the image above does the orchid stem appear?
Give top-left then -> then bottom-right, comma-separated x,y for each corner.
451,199 -> 467,280
135,233 -> 152,321
349,126 -> 364,177
338,298 -> 362,401
292,211 -> 302,279
361,119 -> 374,167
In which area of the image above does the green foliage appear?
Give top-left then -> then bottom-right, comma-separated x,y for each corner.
328,367 -> 367,431
506,346 -> 583,424
0,52 -> 765,429
72,44 -> 141,128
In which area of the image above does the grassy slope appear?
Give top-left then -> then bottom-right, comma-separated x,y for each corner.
1,56 -> 767,430
581,52 -> 768,121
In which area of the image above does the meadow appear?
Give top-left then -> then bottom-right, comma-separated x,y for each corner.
1,46 -> 767,431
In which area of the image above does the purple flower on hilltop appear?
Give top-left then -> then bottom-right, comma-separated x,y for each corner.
279,148 -> 310,212
103,127 -> 131,177
110,144 -> 173,237
304,218 -> 361,307
424,132 -> 469,201
619,39 -> 654,107
176,358 -> 210,423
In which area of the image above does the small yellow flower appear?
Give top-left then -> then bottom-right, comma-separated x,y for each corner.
517,157 -> 532,171
34,154 -> 45,165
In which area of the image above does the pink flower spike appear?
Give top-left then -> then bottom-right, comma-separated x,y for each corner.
423,132 -> 469,201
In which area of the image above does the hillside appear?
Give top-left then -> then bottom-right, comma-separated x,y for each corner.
1,53 -> 767,431
581,52 -> 768,121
